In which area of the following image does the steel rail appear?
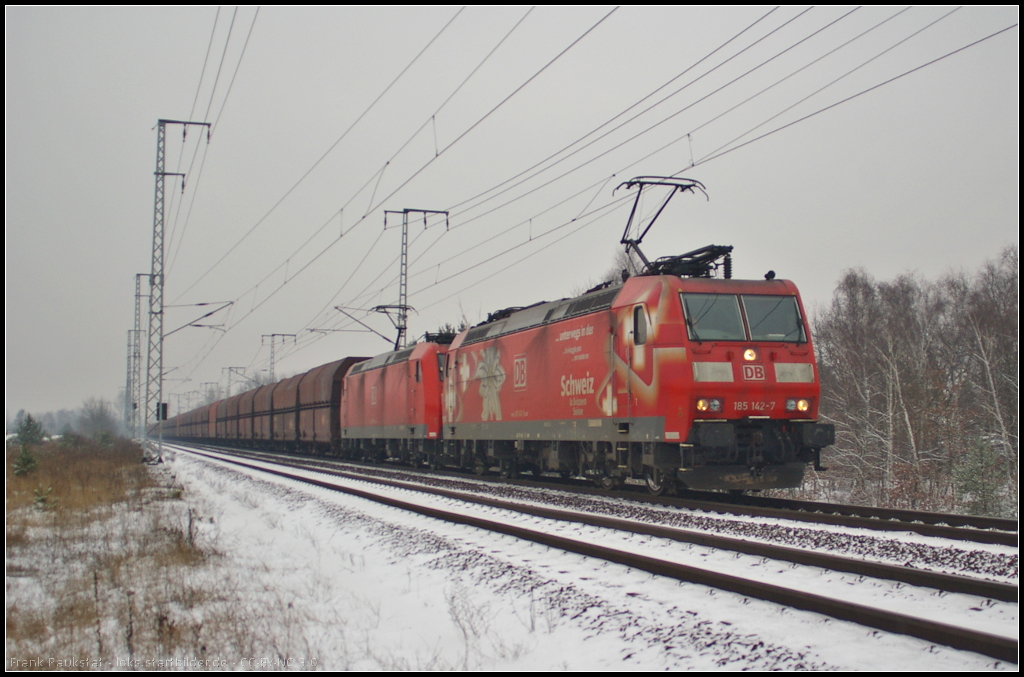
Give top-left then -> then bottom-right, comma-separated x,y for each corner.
681,490 -> 1019,533
648,493 -> 1019,547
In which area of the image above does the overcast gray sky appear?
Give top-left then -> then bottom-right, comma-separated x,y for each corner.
5,6 -> 1018,419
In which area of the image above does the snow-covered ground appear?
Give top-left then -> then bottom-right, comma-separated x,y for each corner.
191,447 -> 1019,585
161,447 -> 1015,670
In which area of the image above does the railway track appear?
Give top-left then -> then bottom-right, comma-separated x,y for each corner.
713,492 -> 1018,533
653,491 -> 1018,546
173,442 -> 1018,547
168,442 -> 1018,663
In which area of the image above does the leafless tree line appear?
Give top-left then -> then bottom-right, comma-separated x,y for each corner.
812,246 -> 1017,516
9,398 -> 123,442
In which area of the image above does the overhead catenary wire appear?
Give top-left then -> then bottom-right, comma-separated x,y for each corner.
268,199 -> 614,364
272,187 -> 638,366
170,9 -> 1016,392
189,7 -> 221,122
693,22 -> 1017,169
274,190 -> 638,364
168,7 -> 261,276
199,6 -> 913,368
336,8 -> 826,306
168,3 -> 243,276
345,6 -> 621,230
203,6 -> 238,122
268,8 -> 620,330
175,6 -> 620,379
373,7 -> 536,183
211,6 -> 260,133
443,6 -> 785,220
172,6 -> 467,305
166,7 -> 223,281
425,1 -> 900,255
281,13 -> 1021,365
688,7 -> 990,169
253,11 -> 856,319
255,4 -> 620,342
206,5 -> 536,339
679,6 -> 913,146
272,2 -> 790,358
246,5 -> 779,328
442,6 -> 837,234
407,16 -> 1022,327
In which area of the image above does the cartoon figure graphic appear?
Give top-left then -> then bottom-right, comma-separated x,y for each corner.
475,346 -> 505,421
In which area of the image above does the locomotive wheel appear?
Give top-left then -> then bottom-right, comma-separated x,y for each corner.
645,468 -> 666,496
598,474 -> 620,491
473,457 -> 487,476
499,460 -> 517,479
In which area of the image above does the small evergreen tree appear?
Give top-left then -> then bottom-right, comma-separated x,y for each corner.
953,441 -> 1006,517
58,424 -> 81,448
12,445 -> 38,476
16,414 -> 45,446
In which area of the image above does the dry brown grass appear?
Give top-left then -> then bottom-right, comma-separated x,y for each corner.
5,437 -> 215,669
6,437 -> 152,516
6,438 -> 334,670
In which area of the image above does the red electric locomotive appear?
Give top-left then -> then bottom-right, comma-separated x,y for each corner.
340,341 -> 448,464
436,178 -> 834,492
439,268 -> 833,492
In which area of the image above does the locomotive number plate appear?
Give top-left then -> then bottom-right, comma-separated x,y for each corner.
734,401 -> 775,412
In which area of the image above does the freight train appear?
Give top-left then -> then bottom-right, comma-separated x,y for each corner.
159,178 -> 834,493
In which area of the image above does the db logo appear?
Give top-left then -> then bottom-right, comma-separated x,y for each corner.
742,364 -> 766,381
513,355 -> 527,391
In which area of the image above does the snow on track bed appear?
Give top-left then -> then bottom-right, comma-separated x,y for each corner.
196,446 -> 1018,584
166,447 -> 1014,669
182,447 -> 1019,641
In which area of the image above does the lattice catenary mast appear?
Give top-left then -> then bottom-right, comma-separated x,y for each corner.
145,119 -> 209,429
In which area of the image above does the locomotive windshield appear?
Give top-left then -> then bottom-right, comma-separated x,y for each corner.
681,293 -> 806,343
680,294 -> 745,340
741,295 -> 806,342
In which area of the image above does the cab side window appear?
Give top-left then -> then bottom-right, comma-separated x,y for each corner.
634,305 -> 647,345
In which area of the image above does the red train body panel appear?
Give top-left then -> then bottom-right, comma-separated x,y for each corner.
340,343 -> 446,461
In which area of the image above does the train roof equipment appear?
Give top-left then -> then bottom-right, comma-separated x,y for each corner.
615,176 -> 733,279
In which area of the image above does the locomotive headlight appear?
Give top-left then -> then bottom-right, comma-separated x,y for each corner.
743,348 -> 759,361
697,398 -> 723,413
786,398 -> 811,412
